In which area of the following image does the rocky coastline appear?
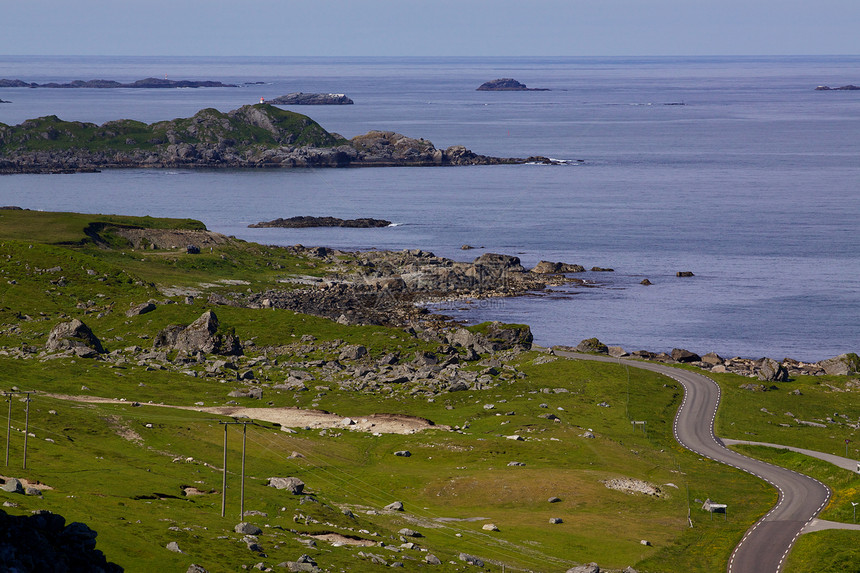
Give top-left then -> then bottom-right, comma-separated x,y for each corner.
0,104 -> 547,173
269,92 -> 354,105
814,84 -> 860,91
249,216 -> 392,228
477,78 -> 550,91
0,77 -> 237,89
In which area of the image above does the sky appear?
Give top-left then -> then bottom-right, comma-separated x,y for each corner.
2,0 -> 858,57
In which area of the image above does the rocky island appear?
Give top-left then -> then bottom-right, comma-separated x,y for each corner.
249,216 -> 391,228
477,78 -> 550,91
0,104 -> 550,173
0,77 -> 238,88
814,84 -> 860,90
269,92 -> 354,105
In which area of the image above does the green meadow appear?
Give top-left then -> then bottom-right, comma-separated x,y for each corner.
0,210 -> 857,572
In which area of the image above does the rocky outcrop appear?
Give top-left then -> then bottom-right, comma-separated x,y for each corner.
818,353 -> 860,375
531,261 -> 586,274
249,216 -> 391,228
46,319 -> 104,356
815,85 -> 860,91
0,105 -> 536,173
0,508 -> 122,572
153,310 -> 242,356
576,338 -> 608,354
477,78 -> 550,91
0,77 -> 236,88
269,92 -> 354,105
758,358 -> 790,381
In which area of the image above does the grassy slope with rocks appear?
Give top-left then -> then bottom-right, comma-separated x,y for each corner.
0,210 -> 856,572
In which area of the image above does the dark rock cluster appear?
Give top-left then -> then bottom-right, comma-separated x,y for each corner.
0,508 -> 122,572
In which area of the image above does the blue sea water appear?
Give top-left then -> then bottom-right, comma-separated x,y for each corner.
1,55 -> 859,361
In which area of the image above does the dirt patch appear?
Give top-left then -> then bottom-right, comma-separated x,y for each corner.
197,406 -> 445,435
41,394 -> 445,435
105,414 -> 144,445
1,476 -> 53,491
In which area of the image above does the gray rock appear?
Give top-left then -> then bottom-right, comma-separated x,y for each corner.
701,352 -> 725,365
758,358 -> 789,382
459,553 -> 485,567
166,541 -> 183,553
154,310 -> 242,356
46,319 -> 104,354
566,564 -> 600,573
267,477 -> 305,494
384,501 -> 404,511
338,345 -> 367,361
576,338 -> 608,354
398,528 -> 422,537
671,348 -> 701,363
234,522 -> 263,535
818,353 -> 860,375
126,301 -> 157,317
1,478 -> 24,494
394,450 -> 411,457
425,553 -> 442,565
548,496 -> 562,503
187,565 -> 209,573
549,517 -> 564,524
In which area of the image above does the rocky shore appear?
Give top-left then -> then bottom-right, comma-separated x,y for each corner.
269,92 -> 354,105
0,104 -> 546,173
249,216 -> 391,228
560,338 -> 860,381
0,77 -> 237,88
477,78 -> 550,91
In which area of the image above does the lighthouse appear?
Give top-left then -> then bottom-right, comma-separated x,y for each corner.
260,97 -> 265,104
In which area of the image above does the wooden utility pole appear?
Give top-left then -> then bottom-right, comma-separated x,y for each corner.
219,419 -> 253,519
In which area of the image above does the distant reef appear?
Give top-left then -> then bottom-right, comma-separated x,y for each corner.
477,78 -> 550,91
0,104 -> 554,173
814,84 -> 859,91
269,92 -> 354,105
0,77 -> 237,89
249,216 -> 391,228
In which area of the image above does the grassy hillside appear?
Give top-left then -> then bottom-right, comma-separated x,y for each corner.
0,210 -> 856,572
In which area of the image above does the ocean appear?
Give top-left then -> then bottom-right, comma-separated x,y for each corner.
1,55 -> 858,362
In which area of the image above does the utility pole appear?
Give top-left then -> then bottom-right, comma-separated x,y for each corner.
4,390 -> 35,468
219,419 -> 254,519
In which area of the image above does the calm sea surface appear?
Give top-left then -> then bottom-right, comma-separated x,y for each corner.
1,56 -> 859,361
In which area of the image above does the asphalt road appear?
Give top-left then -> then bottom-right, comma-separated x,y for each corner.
556,351 -> 831,573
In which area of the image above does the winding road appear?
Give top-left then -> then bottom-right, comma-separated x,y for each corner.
556,351 -> 832,573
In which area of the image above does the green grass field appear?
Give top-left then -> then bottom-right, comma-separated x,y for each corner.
0,210 -> 857,572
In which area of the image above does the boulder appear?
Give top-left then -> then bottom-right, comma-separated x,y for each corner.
818,353 -> 860,375
267,477 -> 305,494
758,358 -> 789,382
671,348 -> 701,363
234,522 -> 262,535
531,261 -> 585,274
576,338 -> 608,354
153,310 -> 242,356
384,501 -> 404,511
126,301 -> 157,317
701,352 -> 724,366
459,553 -> 485,567
46,319 -> 104,355
566,564 -> 600,573
472,253 -> 525,272
1,478 -> 24,494
338,345 -> 367,361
